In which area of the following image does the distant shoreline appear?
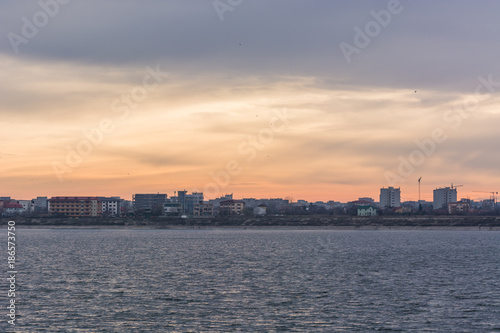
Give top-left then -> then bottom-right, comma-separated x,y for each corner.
10,225 -> 500,231
2,215 -> 500,230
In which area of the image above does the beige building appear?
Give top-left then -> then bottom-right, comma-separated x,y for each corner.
219,200 -> 245,215
49,197 -> 102,217
193,203 -> 214,217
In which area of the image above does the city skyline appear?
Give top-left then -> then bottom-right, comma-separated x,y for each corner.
1,1 -> 500,202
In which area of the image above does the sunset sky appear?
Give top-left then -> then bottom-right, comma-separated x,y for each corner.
1,1 -> 500,202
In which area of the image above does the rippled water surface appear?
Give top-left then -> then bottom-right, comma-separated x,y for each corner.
4,228 -> 500,332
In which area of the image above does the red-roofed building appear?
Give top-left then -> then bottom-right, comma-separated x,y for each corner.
349,200 -> 373,206
3,202 -> 23,216
49,197 -> 102,217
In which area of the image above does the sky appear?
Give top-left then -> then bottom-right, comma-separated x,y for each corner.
1,0 -> 500,202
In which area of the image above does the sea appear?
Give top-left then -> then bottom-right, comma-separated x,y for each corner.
2,228 -> 500,332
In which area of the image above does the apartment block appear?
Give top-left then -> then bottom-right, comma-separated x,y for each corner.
99,197 -> 121,216
219,200 -> 245,215
380,187 -> 401,208
433,187 -> 457,210
193,203 -> 214,217
448,201 -> 470,214
49,197 -> 102,217
133,193 -> 168,212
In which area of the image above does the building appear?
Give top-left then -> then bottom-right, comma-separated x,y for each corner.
33,196 -> 48,213
242,198 -> 258,209
433,187 -> 457,210
253,204 -> 267,216
133,193 -> 168,212
448,201 -> 470,215
393,206 -> 412,214
163,202 -> 182,216
186,192 -> 204,215
99,197 -> 121,216
357,206 -> 377,216
380,187 -> 401,208
177,190 -> 187,213
17,200 -> 34,214
0,200 -> 9,213
49,197 -> 102,217
219,200 -> 245,215
119,200 -> 133,215
188,192 -> 204,204
176,191 -> 204,215
193,203 -> 214,217
3,203 -> 23,216
481,199 -> 495,211
349,199 -> 374,206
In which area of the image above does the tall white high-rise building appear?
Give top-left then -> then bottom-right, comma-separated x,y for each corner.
433,187 -> 457,209
380,187 -> 401,208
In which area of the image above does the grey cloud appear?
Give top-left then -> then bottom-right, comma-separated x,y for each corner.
3,1 -> 500,92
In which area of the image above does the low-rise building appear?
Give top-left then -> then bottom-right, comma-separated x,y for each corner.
448,201 -> 470,215
193,203 -> 214,217
219,200 -> 245,215
163,202 -> 182,216
349,199 -> 374,206
49,197 -> 102,217
3,203 -> 23,216
17,200 -> 34,214
357,205 -> 377,216
393,206 -> 412,214
481,199 -> 495,211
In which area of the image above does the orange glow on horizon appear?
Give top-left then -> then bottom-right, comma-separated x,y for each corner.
1,56 -> 499,202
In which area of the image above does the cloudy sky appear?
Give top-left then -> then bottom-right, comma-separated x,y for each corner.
1,0 -> 499,202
